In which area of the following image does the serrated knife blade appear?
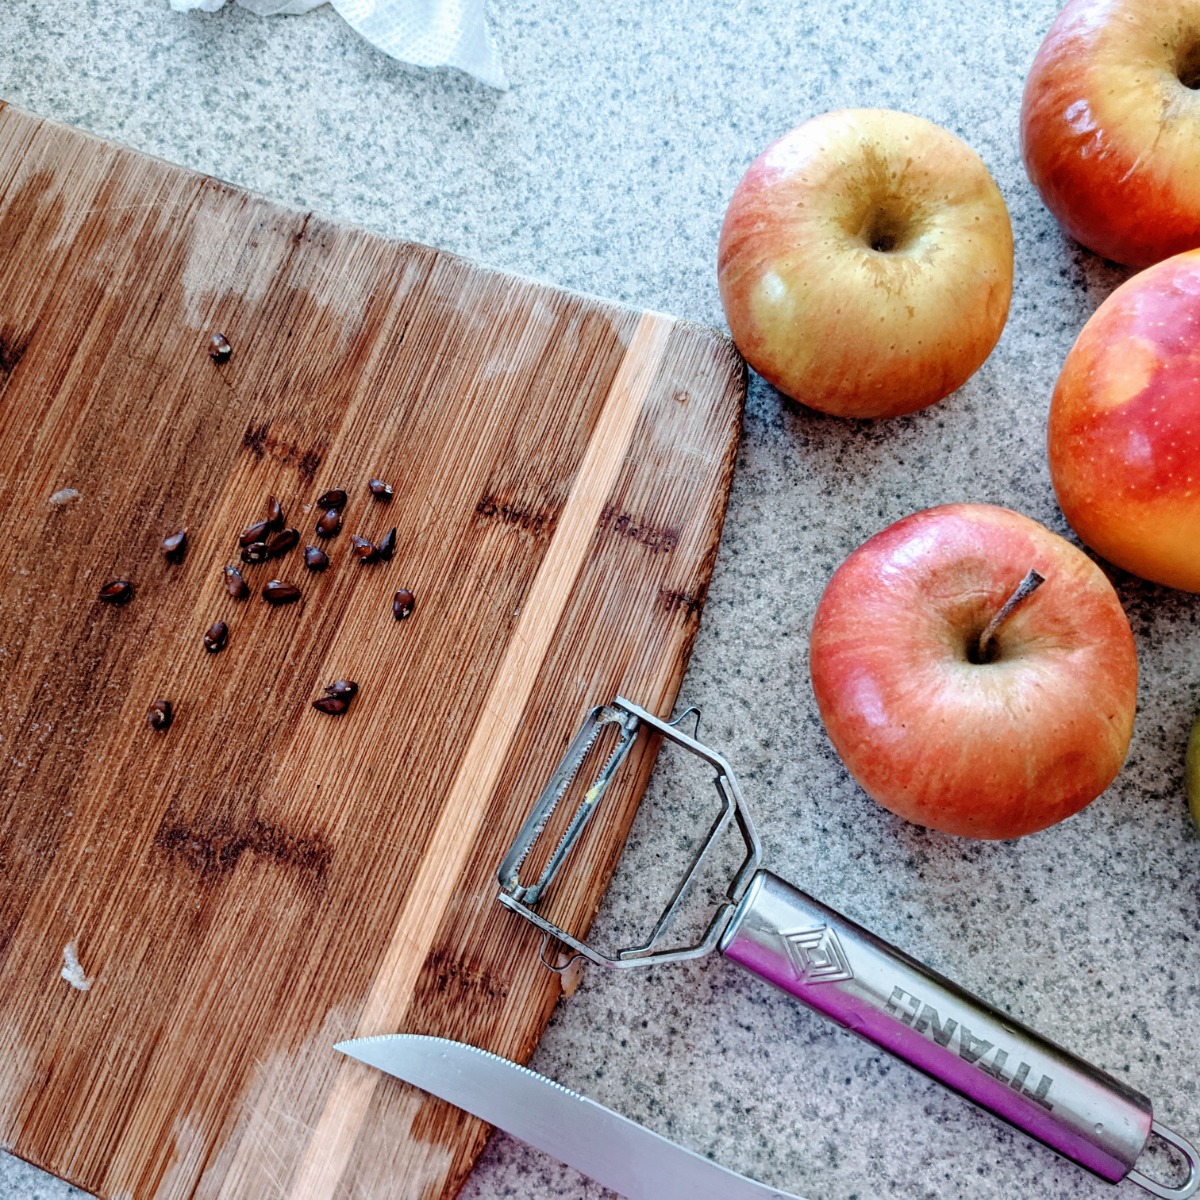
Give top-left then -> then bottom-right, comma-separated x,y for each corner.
335,1034 -> 805,1200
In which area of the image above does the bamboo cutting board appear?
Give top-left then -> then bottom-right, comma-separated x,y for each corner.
0,103 -> 744,1199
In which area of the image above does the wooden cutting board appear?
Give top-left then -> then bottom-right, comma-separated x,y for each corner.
0,103 -> 744,1199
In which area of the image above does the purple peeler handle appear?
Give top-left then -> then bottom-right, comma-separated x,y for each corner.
721,871 -> 1194,1192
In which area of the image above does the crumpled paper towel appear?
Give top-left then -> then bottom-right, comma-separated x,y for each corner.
170,0 -> 508,90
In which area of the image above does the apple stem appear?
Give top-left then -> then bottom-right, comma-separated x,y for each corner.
976,569 -> 1046,663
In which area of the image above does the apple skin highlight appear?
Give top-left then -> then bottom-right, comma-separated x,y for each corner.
1049,249 -> 1200,593
1021,0 -> 1200,267
809,504 -> 1137,840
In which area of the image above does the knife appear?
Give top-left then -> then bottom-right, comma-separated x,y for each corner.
335,1033 -> 805,1200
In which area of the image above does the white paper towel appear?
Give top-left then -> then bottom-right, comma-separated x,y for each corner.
169,0 -> 508,90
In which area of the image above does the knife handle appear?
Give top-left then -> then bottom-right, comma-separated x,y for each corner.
719,870 -> 1158,1186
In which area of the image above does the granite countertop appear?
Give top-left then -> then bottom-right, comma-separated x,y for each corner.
1,2 -> 1198,1198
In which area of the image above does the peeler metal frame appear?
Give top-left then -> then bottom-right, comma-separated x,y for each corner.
497,696 -> 1199,1200
498,698 -> 761,969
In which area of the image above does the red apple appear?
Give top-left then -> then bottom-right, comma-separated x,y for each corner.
809,504 -> 1137,840
717,109 -> 1013,419
1021,0 -> 1200,267
1048,249 -> 1200,592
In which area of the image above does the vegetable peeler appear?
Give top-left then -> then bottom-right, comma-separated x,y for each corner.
497,697 -> 1199,1199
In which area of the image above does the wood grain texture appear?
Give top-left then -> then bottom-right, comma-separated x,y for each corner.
0,102 -> 744,1199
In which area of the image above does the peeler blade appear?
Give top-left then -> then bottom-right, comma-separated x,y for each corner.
336,1034 -> 806,1200
497,702 -> 641,907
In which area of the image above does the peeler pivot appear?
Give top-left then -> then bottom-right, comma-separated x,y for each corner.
497,696 -> 1199,1199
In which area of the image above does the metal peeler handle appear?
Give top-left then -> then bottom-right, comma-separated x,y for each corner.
721,871 -> 1199,1197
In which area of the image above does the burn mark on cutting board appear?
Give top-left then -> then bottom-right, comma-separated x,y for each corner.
660,585 -> 706,619
297,448 -> 322,483
241,420 -> 323,482
424,947 -> 511,1004
154,812 -> 331,881
289,212 -> 314,249
242,422 -> 270,457
599,505 -> 679,554
474,492 -> 556,540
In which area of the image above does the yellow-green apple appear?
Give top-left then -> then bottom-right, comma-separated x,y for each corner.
717,109 -> 1013,419
809,504 -> 1137,839
1048,249 -> 1200,591
1021,0 -> 1200,267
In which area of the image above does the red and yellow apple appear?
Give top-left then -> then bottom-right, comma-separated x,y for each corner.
1021,0 -> 1200,267
809,504 -> 1138,840
1048,249 -> 1200,592
717,109 -> 1013,419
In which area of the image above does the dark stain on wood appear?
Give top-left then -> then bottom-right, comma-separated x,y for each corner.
154,813 -> 332,880
475,493 -> 556,539
424,947 -> 511,1003
290,212 -> 314,248
599,505 -> 679,554
242,420 -> 323,481
0,323 -> 33,380
660,586 -> 706,619
297,448 -> 322,483
243,422 -> 270,458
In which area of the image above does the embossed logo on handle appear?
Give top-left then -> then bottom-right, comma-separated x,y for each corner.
782,925 -> 854,985
885,985 -> 1055,1110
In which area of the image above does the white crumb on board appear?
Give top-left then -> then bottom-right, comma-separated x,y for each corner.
49,488 -> 81,505
61,941 -> 92,992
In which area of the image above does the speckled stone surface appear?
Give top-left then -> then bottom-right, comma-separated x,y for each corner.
1,2 -> 1198,1198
